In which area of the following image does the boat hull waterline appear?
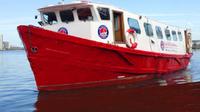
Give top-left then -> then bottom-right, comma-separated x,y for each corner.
17,25 -> 192,91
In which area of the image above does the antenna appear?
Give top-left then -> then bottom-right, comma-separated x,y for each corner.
58,0 -> 65,4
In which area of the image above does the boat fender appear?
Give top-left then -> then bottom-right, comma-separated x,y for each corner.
126,29 -> 137,49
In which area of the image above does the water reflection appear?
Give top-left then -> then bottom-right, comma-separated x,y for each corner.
34,50 -> 200,112
157,70 -> 193,86
35,70 -> 200,112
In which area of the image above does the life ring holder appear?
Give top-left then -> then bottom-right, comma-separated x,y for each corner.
126,29 -> 138,49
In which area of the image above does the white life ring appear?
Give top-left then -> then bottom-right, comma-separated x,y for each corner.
126,29 -> 138,48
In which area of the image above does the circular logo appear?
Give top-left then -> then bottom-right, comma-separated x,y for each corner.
58,27 -> 68,34
161,41 -> 165,51
98,25 -> 109,39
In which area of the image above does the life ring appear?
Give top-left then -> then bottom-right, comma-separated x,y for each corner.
126,29 -> 138,48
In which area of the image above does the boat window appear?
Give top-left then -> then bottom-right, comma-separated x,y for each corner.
144,23 -> 153,37
97,7 -> 110,20
155,26 -> 163,39
114,15 -> 119,31
128,18 -> 141,34
60,10 -> 74,23
165,29 -> 171,40
178,32 -> 183,41
43,12 -> 58,25
77,8 -> 93,21
172,31 -> 178,41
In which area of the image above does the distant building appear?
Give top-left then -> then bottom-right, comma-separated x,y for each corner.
192,40 -> 200,49
9,45 -> 24,50
3,41 -> 10,50
0,34 -> 3,50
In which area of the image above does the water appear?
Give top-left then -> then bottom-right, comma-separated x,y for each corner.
0,50 -> 200,112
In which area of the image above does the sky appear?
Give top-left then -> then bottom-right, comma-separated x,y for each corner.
0,0 -> 200,47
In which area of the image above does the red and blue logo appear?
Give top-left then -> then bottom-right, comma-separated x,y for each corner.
58,27 -> 68,34
98,25 -> 109,39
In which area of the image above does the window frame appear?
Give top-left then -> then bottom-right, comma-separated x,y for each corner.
77,7 -> 93,21
59,9 -> 74,23
97,7 -> 110,20
114,15 -> 119,31
128,18 -> 141,34
42,12 -> 58,25
178,32 -> 183,41
155,26 -> 163,39
144,23 -> 154,37
165,29 -> 171,41
172,30 -> 178,41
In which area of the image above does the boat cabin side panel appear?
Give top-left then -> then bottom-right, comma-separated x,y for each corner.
37,2 -> 191,55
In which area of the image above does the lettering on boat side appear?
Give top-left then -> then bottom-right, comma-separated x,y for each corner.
160,41 -> 178,52
161,41 -> 165,51
58,27 -> 68,34
98,25 -> 109,39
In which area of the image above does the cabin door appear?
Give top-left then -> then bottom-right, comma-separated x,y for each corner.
113,11 -> 124,42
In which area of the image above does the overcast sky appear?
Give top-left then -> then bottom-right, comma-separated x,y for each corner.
0,0 -> 199,46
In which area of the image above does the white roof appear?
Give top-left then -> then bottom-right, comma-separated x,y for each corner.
38,1 -> 123,12
38,2 -> 91,12
38,1 -> 187,30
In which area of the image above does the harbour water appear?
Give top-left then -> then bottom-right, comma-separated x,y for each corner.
0,50 -> 200,112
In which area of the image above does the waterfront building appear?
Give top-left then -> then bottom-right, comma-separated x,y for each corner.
3,41 -> 10,50
192,40 -> 200,49
0,34 -> 3,50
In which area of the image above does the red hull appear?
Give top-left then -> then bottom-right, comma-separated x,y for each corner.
17,25 -> 192,91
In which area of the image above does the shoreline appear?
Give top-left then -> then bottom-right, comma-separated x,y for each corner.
0,49 -> 24,51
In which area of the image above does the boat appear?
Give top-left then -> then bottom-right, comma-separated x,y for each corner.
17,0 -> 193,91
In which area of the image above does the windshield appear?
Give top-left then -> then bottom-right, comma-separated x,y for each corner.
43,12 -> 58,25
77,8 -> 93,21
97,7 -> 110,20
60,10 -> 74,23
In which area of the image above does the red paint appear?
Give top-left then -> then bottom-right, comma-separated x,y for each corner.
130,40 -> 137,49
127,28 -> 137,48
127,29 -> 135,34
17,25 -> 192,91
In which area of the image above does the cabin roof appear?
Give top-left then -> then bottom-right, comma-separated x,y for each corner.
38,2 -> 92,12
38,1 -> 123,12
38,1 -> 187,30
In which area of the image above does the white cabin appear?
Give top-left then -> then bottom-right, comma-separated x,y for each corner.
37,1 -> 192,55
